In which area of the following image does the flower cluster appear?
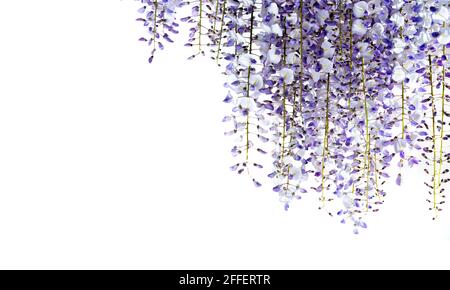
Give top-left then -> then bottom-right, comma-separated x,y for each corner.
136,0 -> 183,63
136,0 -> 450,233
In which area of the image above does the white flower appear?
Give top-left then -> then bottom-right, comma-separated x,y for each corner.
433,6 -> 449,23
417,31 -> 431,45
316,9 -> 329,25
371,23 -> 385,36
438,28 -> 450,45
250,74 -> 264,90
241,0 -> 255,8
261,23 -> 282,37
353,1 -> 368,18
280,68 -> 294,85
342,195 -> 353,209
368,0 -> 382,14
271,23 -> 283,37
319,58 -> 333,73
321,39 -> 335,59
310,69 -> 321,83
352,19 -> 367,36
228,30 -> 246,44
238,54 -> 255,67
286,13 -> 297,25
404,25 -> 417,37
392,65 -> 406,83
366,79 -> 376,89
356,42 -> 373,61
260,23 -> 272,34
268,47 -> 281,64
390,12 -> 405,27
238,96 -> 256,110
285,52 -> 299,65
267,3 -> 278,15
392,38 -> 406,54
392,0 -> 403,10
236,17 -> 248,27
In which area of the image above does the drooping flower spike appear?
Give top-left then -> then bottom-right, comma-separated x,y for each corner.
136,0 -> 184,63
135,0 -> 450,233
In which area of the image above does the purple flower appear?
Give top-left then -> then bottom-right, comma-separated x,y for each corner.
136,0 -> 450,233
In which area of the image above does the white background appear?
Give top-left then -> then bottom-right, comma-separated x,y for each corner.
0,0 -> 449,269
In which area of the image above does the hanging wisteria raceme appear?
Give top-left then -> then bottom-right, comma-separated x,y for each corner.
413,0 -> 450,219
135,0 -> 450,233
135,0 -> 184,63
220,0 -> 268,188
259,1 -> 307,209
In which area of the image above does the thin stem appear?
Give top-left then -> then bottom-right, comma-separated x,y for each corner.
245,8 -> 254,162
215,0 -> 227,64
338,0 -> 344,60
298,0 -> 304,118
198,0 -> 203,52
321,73 -> 331,208
348,5 -> 354,110
281,20 -> 288,163
402,82 -> 406,139
153,1 -> 158,52
374,151 -> 380,200
429,55 -> 438,216
362,58 -> 371,212
213,0 -> 220,32
438,45 -> 446,195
